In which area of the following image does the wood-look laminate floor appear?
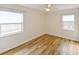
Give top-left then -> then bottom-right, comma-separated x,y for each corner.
1,34 -> 79,55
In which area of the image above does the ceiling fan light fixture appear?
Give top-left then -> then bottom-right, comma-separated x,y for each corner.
45,4 -> 52,12
45,8 -> 51,11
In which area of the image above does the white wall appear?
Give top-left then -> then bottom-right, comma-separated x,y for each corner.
46,8 -> 79,41
0,5 -> 46,53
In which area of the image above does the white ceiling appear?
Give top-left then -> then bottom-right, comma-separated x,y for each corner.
20,4 -> 79,12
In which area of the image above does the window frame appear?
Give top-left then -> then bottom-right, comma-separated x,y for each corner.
61,14 -> 75,31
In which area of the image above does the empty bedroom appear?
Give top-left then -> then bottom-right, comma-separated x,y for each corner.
0,4 -> 79,55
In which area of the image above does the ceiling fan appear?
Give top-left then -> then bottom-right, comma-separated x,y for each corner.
45,4 -> 52,12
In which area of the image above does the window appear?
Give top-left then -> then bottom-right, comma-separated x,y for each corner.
62,14 -> 75,31
0,11 -> 23,37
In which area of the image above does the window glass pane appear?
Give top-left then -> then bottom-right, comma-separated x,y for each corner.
0,11 -> 23,37
1,24 -> 22,36
63,15 -> 74,21
0,11 -> 23,23
62,15 -> 75,31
